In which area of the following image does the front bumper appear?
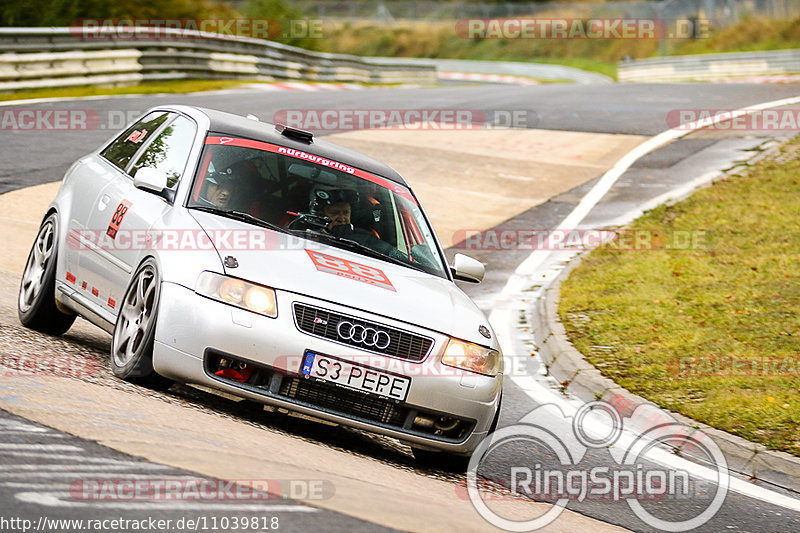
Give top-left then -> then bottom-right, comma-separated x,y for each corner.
152,281 -> 502,454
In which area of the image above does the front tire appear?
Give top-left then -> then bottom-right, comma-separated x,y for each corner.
18,213 -> 76,335
111,258 -> 171,389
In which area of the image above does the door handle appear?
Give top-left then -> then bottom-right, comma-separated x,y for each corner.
98,194 -> 111,211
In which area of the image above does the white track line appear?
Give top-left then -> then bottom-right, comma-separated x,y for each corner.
491,95 -> 800,510
15,492 -> 317,511
0,444 -> 84,452
0,94 -> 147,107
492,95 -> 800,301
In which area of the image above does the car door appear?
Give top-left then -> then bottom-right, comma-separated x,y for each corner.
81,112 -> 198,318
67,111 -> 170,319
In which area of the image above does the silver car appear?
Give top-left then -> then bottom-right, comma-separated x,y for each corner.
18,105 -> 502,467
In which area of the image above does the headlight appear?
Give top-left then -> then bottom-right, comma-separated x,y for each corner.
195,271 -> 277,318
441,338 -> 501,376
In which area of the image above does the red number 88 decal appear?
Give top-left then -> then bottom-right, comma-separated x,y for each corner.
306,250 -> 395,291
106,200 -> 132,240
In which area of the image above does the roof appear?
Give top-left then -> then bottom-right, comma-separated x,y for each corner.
192,106 -> 408,186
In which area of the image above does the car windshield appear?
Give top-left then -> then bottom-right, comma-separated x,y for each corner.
187,135 -> 448,278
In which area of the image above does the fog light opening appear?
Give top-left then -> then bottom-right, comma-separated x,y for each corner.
434,416 -> 460,432
411,413 -> 468,438
210,354 -> 258,384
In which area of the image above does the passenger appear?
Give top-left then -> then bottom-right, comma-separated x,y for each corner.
323,200 -> 352,231
310,189 -> 359,232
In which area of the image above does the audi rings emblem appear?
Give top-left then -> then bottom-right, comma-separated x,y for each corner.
337,321 -> 391,350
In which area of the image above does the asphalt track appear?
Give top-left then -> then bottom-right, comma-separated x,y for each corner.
1,81 -> 800,532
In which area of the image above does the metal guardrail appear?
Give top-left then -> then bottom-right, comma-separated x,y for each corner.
618,48 -> 800,82
0,27 -> 437,91
374,57 -> 614,85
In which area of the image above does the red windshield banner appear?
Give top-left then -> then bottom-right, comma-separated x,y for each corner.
205,136 -> 417,204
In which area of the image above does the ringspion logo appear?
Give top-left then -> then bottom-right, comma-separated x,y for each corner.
467,401 -> 728,531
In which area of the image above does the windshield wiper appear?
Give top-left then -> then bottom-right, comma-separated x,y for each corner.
189,206 -> 289,234
307,232 -> 429,274
190,206 -> 433,274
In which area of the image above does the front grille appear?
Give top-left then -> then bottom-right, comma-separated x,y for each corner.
279,377 -> 407,426
293,303 -> 433,361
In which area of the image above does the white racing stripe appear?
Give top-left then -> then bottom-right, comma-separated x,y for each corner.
0,452 -> 164,463
0,473 -> 212,480
0,94 -> 146,107
15,492 -> 317,512
0,444 -> 84,452
0,418 -> 312,513
0,431 -> 67,437
0,422 -> 50,432
491,95 -> 800,510
2,464 -> 171,472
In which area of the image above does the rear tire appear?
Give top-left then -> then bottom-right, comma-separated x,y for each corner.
110,258 -> 172,390
18,213 -> 76,335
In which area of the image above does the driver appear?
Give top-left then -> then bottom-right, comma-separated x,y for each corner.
202,160 -> 260,210
205,174 -> 236,208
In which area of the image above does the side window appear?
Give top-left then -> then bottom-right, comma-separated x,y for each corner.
100,112 -> 169,171
129,116 -> 197,189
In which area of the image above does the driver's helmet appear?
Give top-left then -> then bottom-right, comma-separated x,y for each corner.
309,188 -> 359,215
204,159 -> 261,207
210,160 -> 260,187
206,171 -> 234,188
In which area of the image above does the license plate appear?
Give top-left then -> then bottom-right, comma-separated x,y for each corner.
300,352 -> 410,401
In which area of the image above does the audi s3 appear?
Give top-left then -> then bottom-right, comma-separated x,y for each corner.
18,104 -> 503,467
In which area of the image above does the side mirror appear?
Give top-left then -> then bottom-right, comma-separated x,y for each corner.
133,167 -> 173,202
451,253 -> 485,283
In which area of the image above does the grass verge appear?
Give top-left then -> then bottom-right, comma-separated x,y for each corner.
319,14 -> 800,80
559,136 -> 800,455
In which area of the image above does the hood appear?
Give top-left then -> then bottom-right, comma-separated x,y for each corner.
190,211 -> 496,347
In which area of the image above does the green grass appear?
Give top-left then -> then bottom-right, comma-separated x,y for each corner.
559,137 -> 800,455
0,79 -> 260,103
318,14 -> 800,80
321,21 -> 619,78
